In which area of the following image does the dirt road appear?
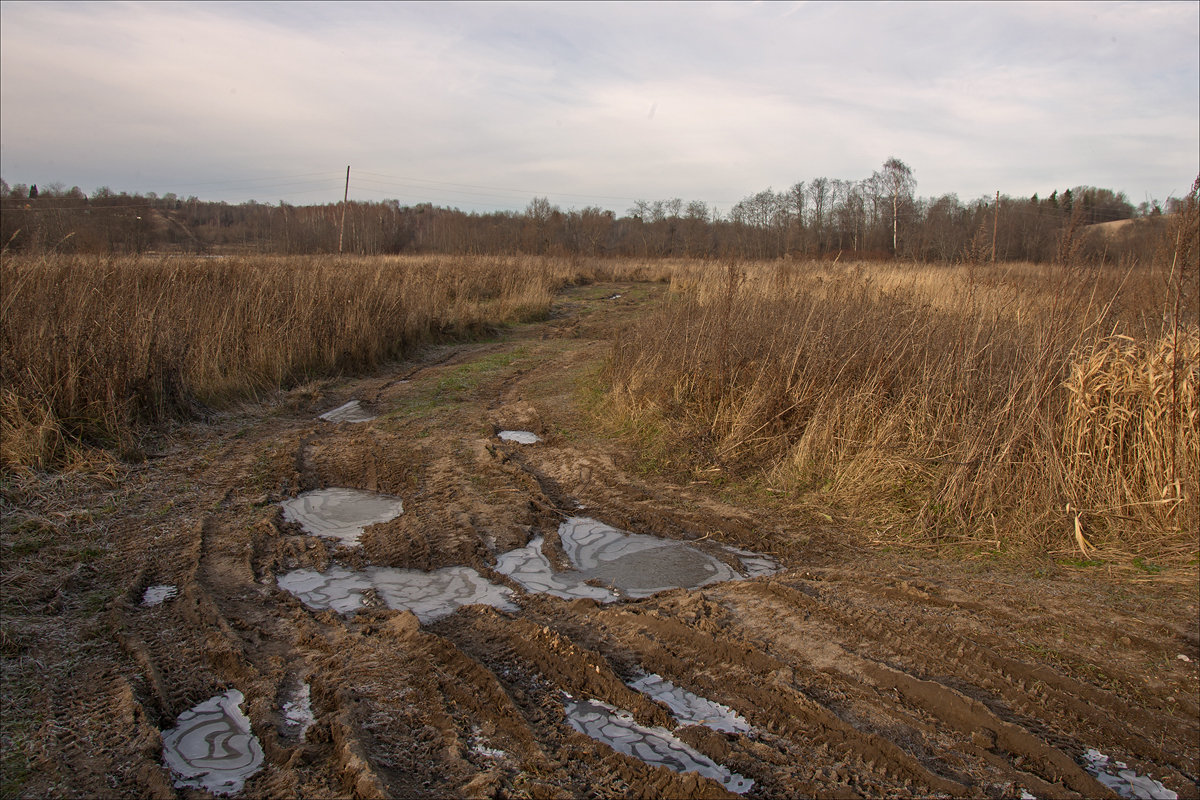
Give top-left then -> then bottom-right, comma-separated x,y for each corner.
3,282 -> 1197,799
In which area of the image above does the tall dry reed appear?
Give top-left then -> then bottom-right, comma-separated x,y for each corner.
606,256 -> 1197,557
1,253 -> 640,469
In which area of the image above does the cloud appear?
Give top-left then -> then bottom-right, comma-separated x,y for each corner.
2,1 -> 1195,209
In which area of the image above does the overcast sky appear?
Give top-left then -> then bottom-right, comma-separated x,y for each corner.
2,1 -> 1197,214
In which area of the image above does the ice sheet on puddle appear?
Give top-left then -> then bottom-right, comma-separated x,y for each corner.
161,689 -> 264,797
277,565 -> 372,614
493,536 -> 619,602
495,518 -> 778,602
278,564 -> 517,624
498,430 -> 541,444
318,400 -> 377,423
142,584 -> 178,606
564,697 -> 752,794
367,565 -> 519,623
1082,748 -> 1178,799
281,683 -> 315,740
628,674 -> 753,734
280,488 -> 403,545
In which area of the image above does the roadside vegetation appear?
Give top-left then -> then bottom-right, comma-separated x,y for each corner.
604,186 -> 1198,560
0,254 -> 675,470
2,175 -> 1195,560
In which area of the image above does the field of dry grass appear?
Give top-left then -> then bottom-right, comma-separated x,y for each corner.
0,254 -> 680,470
3,223 -> 1196,559
604,250 -> 1198,559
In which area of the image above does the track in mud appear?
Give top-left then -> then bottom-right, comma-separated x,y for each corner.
5,284 -> 1198,799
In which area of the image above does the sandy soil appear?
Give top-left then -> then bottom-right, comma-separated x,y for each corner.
2,282 -> 1197,799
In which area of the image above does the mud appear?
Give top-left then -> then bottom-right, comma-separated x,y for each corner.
2,281 -> 1197,800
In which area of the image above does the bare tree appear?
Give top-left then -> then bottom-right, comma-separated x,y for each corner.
881,157 -> 916,254
807,178 -> 830,252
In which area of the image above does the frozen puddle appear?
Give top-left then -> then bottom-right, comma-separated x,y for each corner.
142,584 -> 178,606
278,564 -> 517,624
161,689 -> 264,796
494,517 -> 779,602
318,400 -> 377,423
628,674 -> 753,734
564,696 -> 752,794
498,430 -> 541,444
494,536 -> 616,602
280,488 -> 403,546
280,682 -> 315,741
1082,748 -> 1177,799
277,565 -> 372,613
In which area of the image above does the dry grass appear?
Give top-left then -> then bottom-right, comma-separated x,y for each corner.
606,247 -> 1198,557
0,253 -> 672,470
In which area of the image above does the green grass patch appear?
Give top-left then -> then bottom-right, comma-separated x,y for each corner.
1131,556 -> 1162,574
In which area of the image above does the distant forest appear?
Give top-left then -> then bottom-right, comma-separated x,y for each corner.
0,161 -> 1184,263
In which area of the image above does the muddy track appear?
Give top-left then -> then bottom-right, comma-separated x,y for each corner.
3,283 -> 1197,800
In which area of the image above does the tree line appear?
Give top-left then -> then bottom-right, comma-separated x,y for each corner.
1,159 -> 1183,264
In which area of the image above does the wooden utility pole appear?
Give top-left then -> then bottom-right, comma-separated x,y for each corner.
337,165 -> 350,254
991,190 -> 999,263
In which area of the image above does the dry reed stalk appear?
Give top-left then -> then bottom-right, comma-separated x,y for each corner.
605,257 -> 1195,557
1,253 -> 667,471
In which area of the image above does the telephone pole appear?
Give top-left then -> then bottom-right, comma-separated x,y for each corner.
337,165 -> 350,254
991,190 -> 999,263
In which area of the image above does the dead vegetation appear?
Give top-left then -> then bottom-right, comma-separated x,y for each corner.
605,195 -> 1199,559
0,254 -> 676,470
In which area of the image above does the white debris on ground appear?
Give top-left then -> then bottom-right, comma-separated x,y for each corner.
627,673 -> 753,734
278,564 -> 517,624
1082,748 -> 1178,800
318,400 -> 377,423
281,682 -> 315,740
719,544 -> 782,578
280,488 -> 404,546
141,585 -> 178,606
467,725 -> 508,759
563,695 -> 753,794
498,430 -> 541,444
160,689 -> 264,796
1176,654 -> 1191,662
